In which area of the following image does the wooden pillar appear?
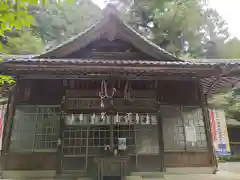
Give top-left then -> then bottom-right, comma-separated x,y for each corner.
198,81 -> 217,169
1,78 -> 18,171
56,80 -> 68,176
56,95 -> 65,175
157,111 -> 165,172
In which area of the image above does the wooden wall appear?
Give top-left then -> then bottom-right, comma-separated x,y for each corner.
164,152 -> 212,167
16,79 -> 199,106
3,78 -> 211,172
4,153 -> 56,170
17,79 -> 64,105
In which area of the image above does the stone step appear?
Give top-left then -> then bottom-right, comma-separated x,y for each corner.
131,172 -> 165,178
57,176 -> 93,180
125,176 -> 165,180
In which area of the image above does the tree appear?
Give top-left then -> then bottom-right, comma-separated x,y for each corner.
0,0 -> 78,88
30,0 -> 101,48
201,8 -> 230,58
2,31 -> 44,55
0,0 -> 47,39
123,0 -> 209,56
0,0 -> 45,88
208,38 -> 240,122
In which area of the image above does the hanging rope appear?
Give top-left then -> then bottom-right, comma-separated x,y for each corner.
124,80 -> 133,101
99,80 -> 116,108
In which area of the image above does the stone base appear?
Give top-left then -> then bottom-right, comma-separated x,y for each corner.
2,170 -> 56,179
165,167 -> 216,174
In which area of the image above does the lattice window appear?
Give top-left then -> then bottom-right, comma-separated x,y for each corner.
162,105 -> 207,151
88,126 -> 111,156
161,106 -> 185,150
136,114 -> 159,154
182,107 -> 207,150
63,126 -> 88,156
10,105 -> 60,152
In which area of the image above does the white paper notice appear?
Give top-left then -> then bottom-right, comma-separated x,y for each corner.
118,138 -> 127,150
185,125 -> 197,145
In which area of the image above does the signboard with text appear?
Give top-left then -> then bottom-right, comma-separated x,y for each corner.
209,109 -> 231,156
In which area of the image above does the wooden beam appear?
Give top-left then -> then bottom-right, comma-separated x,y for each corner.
198,80 -> 217,171
5,63 -> 218,73
18,74 -> 200,81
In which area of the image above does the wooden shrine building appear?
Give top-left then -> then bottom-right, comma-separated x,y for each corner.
1,4 -> 240,180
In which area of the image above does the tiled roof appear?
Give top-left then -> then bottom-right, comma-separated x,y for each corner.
3,57 -> 240,67
189,59 -> 240,65
2,57 -> 240,96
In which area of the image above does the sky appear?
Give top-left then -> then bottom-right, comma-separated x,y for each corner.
209,0 -> 240,39
93,0 -> 240,39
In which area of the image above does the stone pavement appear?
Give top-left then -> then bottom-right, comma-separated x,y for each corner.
163,171 -> 240,180
219,162 -> 240,173
163,162 -> 240,180
1,172 -> 240,180
1,163 -> 240,179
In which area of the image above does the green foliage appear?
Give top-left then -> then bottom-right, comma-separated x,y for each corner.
0,75 -> 15,86
208,38 -> 240,122
2,31 -> 44,54
0,0 -> 47,87
0,0 -> 49,37
0,0 -> 78,87
123,0 -> 232,58
30,0 -> 101,48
